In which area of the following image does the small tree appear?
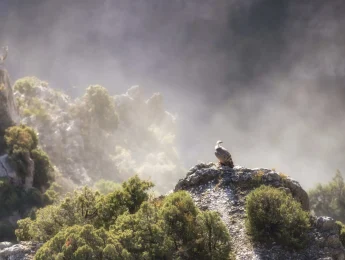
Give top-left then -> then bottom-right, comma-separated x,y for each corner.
196,211 -> 231,260
160,191 -> 199,251
246,185 -> 310,249
309,170 -> 345,222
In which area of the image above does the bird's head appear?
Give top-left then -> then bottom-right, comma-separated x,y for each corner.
216,140 -> 223,146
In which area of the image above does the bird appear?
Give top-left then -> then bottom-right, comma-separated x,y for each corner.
215,140 -> 234,168
0,46 -> 8,63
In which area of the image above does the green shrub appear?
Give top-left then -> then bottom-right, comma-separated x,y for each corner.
160,191 -> 199,250
246,185 -> 310,249
4,125 -> 53,188
195,211 -> 231,260
72,85 -> 119,132
96,175 -> 153,229
111,202 -> 173,259
5,124 -> 38,153
34,225 -> 128,260
31,148 -> 54,189
13,77 -> 39,97
336,221 -> 345,247
93,179 -> 121,195
19,176 -> 232,259
309,170 -> 345,223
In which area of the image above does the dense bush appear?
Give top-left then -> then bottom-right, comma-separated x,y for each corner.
31,148 -> 54,189
309,170 -> 345,223
195,211 -> 231,260
16,177 -> 232,259
13,77 -> 40,97
246,185 -> 310,249
71,85 -> 118,132
336,221 -> 345,247
4,125 -> 54,189
5,124 -> 38,153
160,190 -> 199,248
1,125 -> 55,240
14,76 -> 52,123
0,178 -> 46,218
93,179 -> 121,195
34,225 -> 128,260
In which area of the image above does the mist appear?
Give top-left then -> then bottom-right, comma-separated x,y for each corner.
1,0 -> 345,190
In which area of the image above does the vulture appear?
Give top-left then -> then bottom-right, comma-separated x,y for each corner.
215,140 -> 234,168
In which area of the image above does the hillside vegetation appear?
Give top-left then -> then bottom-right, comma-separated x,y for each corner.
16,176 -> 232,260
1,73 -> 345,259
13,77 -> 184,192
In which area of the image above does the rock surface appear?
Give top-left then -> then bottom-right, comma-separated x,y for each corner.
0,155 -> 17,181
0,242 -> 42,260
0,69 -> 18,154
175,163 -> 345,260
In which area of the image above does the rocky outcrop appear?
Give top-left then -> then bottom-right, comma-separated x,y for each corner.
175,163 -> 345,260
0,69 -> 18,154
0,242 -> 42,260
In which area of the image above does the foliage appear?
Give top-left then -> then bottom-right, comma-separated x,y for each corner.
122,175 -> 154,214
93,179 -> 121,195
4,125 -> 54,188
16,176 -> 232,259
195,211 -> 232,260
0,178 -> 46,218
5,124 -> 38,153
96,175 -> 153,228
22,98 -> 51,122
31,148 -> 54,189
161,190 -> 199,249
111,202 -> 173,259
16,176 -> 153,241
16,187 -> 100,242
34,225 -> 129,260
0,177 -> 55,241
246,185 -> 310,249
309,170 -> 345,223
336,221 -> 345,247
5,124 -> 38,178
71,85 -> 118,132
13,77 -> 40,97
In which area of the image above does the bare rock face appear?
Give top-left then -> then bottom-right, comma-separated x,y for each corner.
0,241 -> 42,260
0,155 -> 19,184
175,163 -> 345,260
0,69 -> 18,154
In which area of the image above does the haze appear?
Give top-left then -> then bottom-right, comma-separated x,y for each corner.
1,0 -> 345,190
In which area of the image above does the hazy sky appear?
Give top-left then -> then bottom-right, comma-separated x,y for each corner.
1,0 -> 345,189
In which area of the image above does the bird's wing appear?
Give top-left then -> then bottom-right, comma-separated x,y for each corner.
215,147 -> 232,162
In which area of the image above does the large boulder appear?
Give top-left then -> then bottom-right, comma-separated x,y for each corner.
175,163 -> 345,260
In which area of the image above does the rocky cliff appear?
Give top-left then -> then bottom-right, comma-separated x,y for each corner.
175,163 -> 345,260
0,69 -> 18,154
